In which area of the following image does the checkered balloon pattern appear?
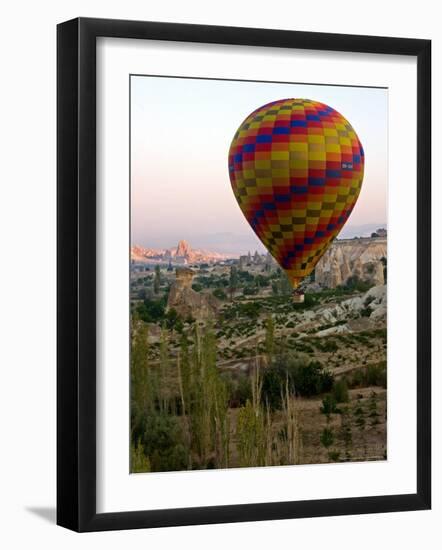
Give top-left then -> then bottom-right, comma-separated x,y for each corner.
228,98 -> 365,289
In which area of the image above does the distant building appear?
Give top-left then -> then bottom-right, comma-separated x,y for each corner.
239,250 -> 275,270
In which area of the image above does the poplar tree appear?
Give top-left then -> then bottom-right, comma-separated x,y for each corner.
131,322 -> 152,420
229,265 -> 238,301
130,440 -> 151,473
154,265 -> 161,294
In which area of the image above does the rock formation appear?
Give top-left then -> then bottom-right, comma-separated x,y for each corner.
131,240 -> 231,266
293,285 -> 387,336
314,238 -> 386,288
175,240 -> 192,258
167,268 -> 220,320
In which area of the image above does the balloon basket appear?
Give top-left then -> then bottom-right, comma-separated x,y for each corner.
292,290 -> 304,304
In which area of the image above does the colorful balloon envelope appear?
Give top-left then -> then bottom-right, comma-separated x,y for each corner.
228,98 -> 365,289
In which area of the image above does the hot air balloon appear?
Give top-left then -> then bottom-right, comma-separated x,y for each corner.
228,98 -> 364,302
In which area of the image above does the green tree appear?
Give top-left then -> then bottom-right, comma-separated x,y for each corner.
177,334 -> 191,416
255,274 -> 269,288
262,353 -> 334,409
165,308 -> 183,332
154,265 -> 161,294
130,322 -> 157,434
137,288 -> 147,300
136,297 -> 166,323
229,374 -> 252,407
320,395 -> 339,420
213,288 -> 227,300
278,379 -> 302,465
243,284 -> 258,296
279,270 -> 293,295
368,391 -> 379,425
130,440 -> 151,473
294,361 -> 333,397
236,364 -> 265,467
229,265 -> 239,300
140,413 -> 188,472
340,407 -> 353,461
354,402 -> 367,458
184,324 -> 230,469
159,329 -> 170,413
354,405 -> 366,430
237,399 -> 266,467
332,378 -> 349,403
320,427 -> 334,448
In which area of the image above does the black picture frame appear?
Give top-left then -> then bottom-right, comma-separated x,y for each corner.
57,17 -> 431,532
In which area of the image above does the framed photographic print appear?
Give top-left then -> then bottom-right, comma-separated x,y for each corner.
57,17 -> 431,532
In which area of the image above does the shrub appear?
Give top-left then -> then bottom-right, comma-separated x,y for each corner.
366,364 -> 387,387
261,367 -> 284,410
360,306 -> 372,317
343,275 -> 373,293
243,285 -> 259,296
228,375 -> 252,407
303,293 -> 319,307
137,288 -> 147,300
294,342 -> 314,354
165,308 -> 183,331
136,413 -> 188,472
136,297 -> 166,323
261,353 -> 334,409
320,427 -> 334,448
212,288 -> 227,300
321,339 -> 339,353
351,369 -> 365,387
320,395 -> 340,418
349,363 -> 387,389
295,361 -> 333,397
355,414 -> 366,430
239,301 -> 262,319
332,378 -> 349,403
328,451 -> 340,462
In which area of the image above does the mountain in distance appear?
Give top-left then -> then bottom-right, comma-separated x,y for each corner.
337,223 -> 387,240
131,240 -> 234,265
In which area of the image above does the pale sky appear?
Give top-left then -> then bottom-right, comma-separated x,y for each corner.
131,76 -> 388,255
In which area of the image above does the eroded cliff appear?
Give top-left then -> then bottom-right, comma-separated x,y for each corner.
314,238 -> 387,288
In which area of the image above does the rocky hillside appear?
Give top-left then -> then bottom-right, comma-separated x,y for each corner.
295,285 -> 387,336
314,238 -> 386,288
